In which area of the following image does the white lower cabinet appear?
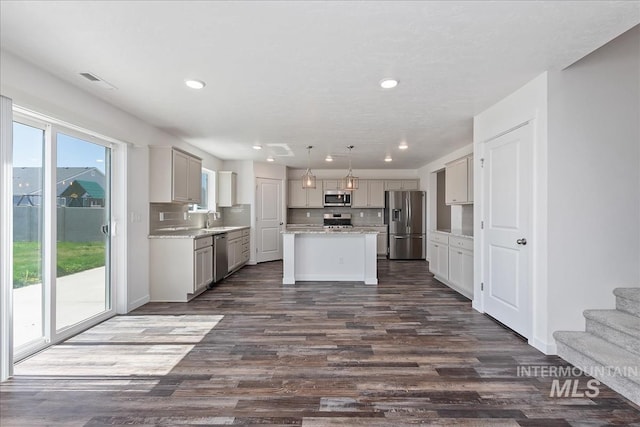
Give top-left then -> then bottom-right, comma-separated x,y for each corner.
428,240 -> 449,280
150,236 -> 213,302
448,247 -> 473,297
429,232 -> 473,299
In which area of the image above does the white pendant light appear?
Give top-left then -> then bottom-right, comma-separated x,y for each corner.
301,146 -> 316,189
341,145 -> 359,190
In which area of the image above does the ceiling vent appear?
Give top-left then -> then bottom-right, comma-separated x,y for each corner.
79,72 -> 117,90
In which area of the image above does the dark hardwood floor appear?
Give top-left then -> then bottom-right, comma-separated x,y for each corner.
2,259 -> 639,426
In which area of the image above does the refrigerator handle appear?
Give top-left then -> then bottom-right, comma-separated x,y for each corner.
405,193 -> 412,234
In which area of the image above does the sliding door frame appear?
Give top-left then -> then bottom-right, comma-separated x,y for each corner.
7,107 -> 128,366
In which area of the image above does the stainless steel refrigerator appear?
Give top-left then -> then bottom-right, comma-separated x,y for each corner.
385,190 -> 426,259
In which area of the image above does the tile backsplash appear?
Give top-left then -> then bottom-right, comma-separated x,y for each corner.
288,207 -> 384,226
149,203 -> 252,233
222,204 -> 251,226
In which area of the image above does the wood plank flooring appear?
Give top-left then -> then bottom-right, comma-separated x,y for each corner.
2,259 -> 639,426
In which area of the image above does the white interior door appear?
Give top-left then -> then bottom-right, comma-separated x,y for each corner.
482,123 -> 532,338
256,178 -> 282,263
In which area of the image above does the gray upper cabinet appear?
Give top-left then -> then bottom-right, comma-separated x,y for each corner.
352,180 -> 385,208
288,180 -> 323,208
323,180 -> 341,191
150,146 -> 202,204
384,180 -> 419,191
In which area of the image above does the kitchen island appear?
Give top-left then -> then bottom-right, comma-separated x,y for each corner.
282,228 -> 379,285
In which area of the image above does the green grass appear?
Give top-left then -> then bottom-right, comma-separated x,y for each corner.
13,241 -> 105,288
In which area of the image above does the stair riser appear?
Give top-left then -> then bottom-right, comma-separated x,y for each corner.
586,320 -> 640,357
556,341 -> 640,406
616,296 -> 640,317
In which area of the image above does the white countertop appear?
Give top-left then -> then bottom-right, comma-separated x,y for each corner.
283,228 -> 380,234
432,229 -> 474,239
148,225 -> 249,239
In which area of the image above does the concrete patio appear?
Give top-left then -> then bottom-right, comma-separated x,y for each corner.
13,266 -> 107,348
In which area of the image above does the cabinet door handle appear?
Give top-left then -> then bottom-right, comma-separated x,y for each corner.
458,251 -> 463,255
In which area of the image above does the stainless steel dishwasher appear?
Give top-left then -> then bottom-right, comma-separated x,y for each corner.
213,234 -> 228,283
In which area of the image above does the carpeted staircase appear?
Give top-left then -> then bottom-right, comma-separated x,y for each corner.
554,287 -> 640,407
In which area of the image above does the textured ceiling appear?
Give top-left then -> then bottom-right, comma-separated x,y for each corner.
1,1 -> 638,169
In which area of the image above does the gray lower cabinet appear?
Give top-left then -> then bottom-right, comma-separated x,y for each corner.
226,229 -> 250,274
374,227 -> 387,256
150,236 -> 213,302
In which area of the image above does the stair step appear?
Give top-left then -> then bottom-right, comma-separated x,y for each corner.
614,287 -> 640,317
554,331 -> 640,406
585,309 -> 640,356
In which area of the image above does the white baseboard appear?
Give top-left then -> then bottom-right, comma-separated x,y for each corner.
127,295 -> 150,313
531,336 -> 557,355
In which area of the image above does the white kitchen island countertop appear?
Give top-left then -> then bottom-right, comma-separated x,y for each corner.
282,229 -> 378,285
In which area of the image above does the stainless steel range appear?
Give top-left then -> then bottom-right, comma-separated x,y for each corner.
323,213 -> 353,229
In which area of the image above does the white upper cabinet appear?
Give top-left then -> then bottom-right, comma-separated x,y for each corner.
218,171 -> 237,207
445,156 -> 473,205
352,180 -> 385,208
150,146 -> 202,204
288,180 -> 323,208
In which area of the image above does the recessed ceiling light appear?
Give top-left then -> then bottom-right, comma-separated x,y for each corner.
266,156 -> 275,162
252,144 -> 263,150
325,155 -> 333,162
185,79 -> 206,89
398,141 -> 408,150
380,79 -> 398,89
384,155 -> 393,162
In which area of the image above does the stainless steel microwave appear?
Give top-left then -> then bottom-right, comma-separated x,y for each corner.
324,190 -> 351,207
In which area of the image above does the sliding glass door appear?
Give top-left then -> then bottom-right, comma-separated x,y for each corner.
55,132 -> 111,332
12,117 -> 114,360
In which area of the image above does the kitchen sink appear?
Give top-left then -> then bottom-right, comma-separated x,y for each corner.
202,226 -> 240,232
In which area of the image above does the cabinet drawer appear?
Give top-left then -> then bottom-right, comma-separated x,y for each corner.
242,228 -> 250,237
241,242 -> 249,252
242,236 -> 250,244
227,230 -> 243,241
194,236 -> 213,250
430,233 -> 449,245
449,236 -> 473,251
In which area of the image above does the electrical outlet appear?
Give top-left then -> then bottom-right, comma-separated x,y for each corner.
360,212 -> 364,218
378,211 -> 382,217
306,212 -> 310,218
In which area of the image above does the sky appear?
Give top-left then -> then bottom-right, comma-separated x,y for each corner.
13,122 -> 107,174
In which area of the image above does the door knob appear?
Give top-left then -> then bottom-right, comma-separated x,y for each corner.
516,238 -> 527,245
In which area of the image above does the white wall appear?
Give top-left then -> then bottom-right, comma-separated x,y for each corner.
546,26 -> 640,341
1,51 -> 224,312
473,73 -> 550,352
